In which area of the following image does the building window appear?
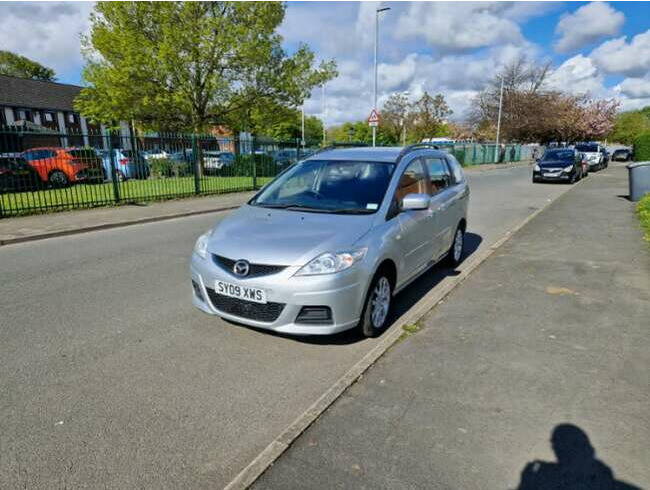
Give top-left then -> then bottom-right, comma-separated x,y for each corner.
44,112 -> 54,122
68,113 -> 76,124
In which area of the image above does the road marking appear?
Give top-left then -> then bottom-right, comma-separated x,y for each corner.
222,174 -> 585,490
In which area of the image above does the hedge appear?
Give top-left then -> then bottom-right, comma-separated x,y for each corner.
633,133 -> 650,161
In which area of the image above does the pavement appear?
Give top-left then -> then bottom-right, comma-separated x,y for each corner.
252,164 -> 650,490
0,164 -> 568,489
0,161 -> 530,246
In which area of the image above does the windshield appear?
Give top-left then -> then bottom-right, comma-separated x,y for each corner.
250,159 -> 395,214
575,144 -> 598,152
541,150 -> 574,161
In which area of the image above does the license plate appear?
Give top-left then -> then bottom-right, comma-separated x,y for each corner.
215,280 -> 266,304
545,172 -> 560,177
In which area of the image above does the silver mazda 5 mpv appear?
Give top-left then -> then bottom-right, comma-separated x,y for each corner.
190,145 -> 469,337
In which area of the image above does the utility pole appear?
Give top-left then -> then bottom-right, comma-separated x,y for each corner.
373,7 -> 390,147
495,75 -> 505,163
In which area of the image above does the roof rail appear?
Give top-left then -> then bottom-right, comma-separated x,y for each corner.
396,142 -> 440,164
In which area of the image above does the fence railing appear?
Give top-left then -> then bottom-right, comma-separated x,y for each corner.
0,127 -> 322,217
1,127 -> 536,218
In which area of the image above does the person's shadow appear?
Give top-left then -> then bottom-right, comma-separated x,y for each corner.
514,424 -> 643,490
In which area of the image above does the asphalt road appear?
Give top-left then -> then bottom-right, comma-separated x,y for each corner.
0,165 -> 568,489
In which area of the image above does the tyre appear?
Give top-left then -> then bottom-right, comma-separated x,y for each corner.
359,270 -> 393,338
444,226 -> 465,268
48,170 -> 69,188
533,176 -> 541,183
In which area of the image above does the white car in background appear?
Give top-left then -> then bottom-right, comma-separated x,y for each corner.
574,143 -> 608,171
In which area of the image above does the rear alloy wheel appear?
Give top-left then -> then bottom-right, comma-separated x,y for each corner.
445,226 -> 465,268
48,170 -> 69,188
359,273 -> 392,338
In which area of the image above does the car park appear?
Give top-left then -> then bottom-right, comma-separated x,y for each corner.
574,143 -> 608,171
96,149 -> 150,181
190,144 -> 469,337
21,147 -> 104,187
0,155 -> 40,192
533,148 -> 584,183
612,148 -> 632,162
204,151 -> 235,173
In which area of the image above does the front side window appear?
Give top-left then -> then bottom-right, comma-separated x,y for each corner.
423,156 -> 452,194
395,159 -> 429,204
250,159 -> 394,214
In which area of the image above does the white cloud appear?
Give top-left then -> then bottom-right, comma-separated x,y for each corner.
395,2 -> 525,52
0,2 -> 93,83
615,77 -> 650,99
590,30 -> 650,76
546,55 -> 607,97
554,2 -> 624,53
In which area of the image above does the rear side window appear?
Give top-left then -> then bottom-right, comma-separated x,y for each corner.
423,156 -> 452,194
445,155 -> 465,184
68,149 -> 97,159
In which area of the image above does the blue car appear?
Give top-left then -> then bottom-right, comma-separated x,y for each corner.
96,149 -> 150,181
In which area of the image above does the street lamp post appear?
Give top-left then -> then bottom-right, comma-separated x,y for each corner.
494,75 -> 505,163
373,7 -> 390,147
301,105 -> 305,148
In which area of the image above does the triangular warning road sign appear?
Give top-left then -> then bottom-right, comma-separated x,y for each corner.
368,109 -> 380,126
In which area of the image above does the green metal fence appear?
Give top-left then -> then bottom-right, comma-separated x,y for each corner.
0,127 -> 321,217
1,127 -> 536,218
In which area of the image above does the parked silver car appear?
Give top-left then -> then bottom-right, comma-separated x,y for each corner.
190,144 -> 470,336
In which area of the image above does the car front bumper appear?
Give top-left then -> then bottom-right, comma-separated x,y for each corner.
190,253 -> 370,335
534,170 -> 573,181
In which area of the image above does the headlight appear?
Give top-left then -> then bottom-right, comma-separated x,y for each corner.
563,165 -> 573,172
534,164 -> 540,171
193,230 -> 213,259
295,248 -> 367,276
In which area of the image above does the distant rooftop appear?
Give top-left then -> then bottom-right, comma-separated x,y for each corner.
0,74 -> 82,112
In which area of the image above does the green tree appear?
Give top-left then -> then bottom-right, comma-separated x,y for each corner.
0,51 -> 56,81
409,92 -> 453,142
76,2 -> 337,132
609,108 -> 650,145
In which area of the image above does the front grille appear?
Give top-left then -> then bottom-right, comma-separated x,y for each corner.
205,288 -> 285,323
212,254 -> 287,278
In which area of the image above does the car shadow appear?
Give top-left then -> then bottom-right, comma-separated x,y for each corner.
272,231 -> 483,346
511,424 -> 643,490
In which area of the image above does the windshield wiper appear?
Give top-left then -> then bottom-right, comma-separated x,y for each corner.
329,208 -> 374,214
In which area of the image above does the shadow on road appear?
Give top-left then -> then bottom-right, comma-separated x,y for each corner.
513,424 -> 643,490
267,231 -> 483,346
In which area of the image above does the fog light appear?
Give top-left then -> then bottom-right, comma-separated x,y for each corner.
295,306 -> 333,325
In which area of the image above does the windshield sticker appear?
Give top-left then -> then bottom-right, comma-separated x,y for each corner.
366,203 -> 378,210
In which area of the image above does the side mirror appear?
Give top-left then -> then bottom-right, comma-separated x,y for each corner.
401,193 -> 430,211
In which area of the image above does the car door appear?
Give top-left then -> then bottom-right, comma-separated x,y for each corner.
394,158 -> 433,280
422,155 -> 456,259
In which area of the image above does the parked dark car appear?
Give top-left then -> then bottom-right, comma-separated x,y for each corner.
0,155 -> 41,192
533,148 -> 584,183
612,148 -> 632,162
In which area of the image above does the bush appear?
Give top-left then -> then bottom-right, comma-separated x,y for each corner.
632,133 -> 650,161
150,158 -> 190,178
209,154 -> 282,178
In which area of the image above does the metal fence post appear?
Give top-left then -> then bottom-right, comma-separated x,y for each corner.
107,130 -> 120,202
192,134 -> 200,195
252,136 -> 258,189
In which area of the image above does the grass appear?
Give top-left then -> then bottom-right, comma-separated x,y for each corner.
637,193 -> 650,245
1,176 -> 273,217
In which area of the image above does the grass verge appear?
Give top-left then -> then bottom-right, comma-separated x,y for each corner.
637,193 -> 650,246
1,176 -> 272,217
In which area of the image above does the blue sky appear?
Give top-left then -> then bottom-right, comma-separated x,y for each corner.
1,1 -> 649,125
